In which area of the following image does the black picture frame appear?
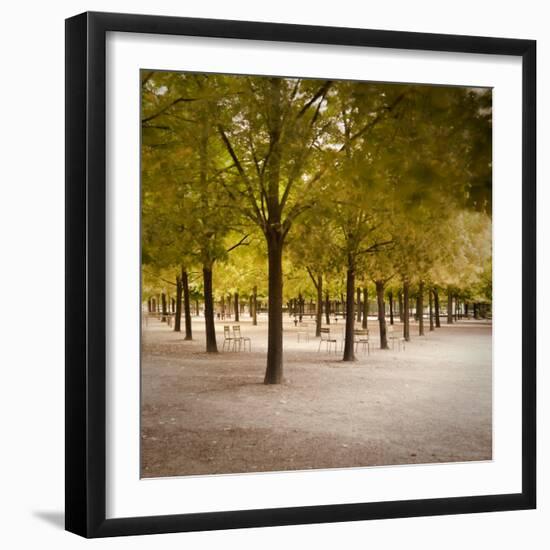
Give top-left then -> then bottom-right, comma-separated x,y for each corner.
65,11 -> 536,538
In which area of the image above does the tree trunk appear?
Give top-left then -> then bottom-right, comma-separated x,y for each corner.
418,281 -> 425,336
161,293 -> 167,322
341,293 -> 346,319
376,281 -> 388,349
195,299 -> 199,316
227,293 -> 232,319
474,302 -> 479,319
182,269 -> 192,340
325,291 -> 330,325
234,292 -> 239,322
362,287 -> 368,329
356,287 -> 362,322
403,281 -> 410,341
447,288 -> 453,324
252,286 -> 258,326
398,291 -> 404,322
202,266 -> 218,353
264,234 -> 284,384
174,275 -> 182,332
434,288 -> 441,328
343,256 -> 356,362
298,293 -> 303,323
429,288 -> 434,331
315,275 -> 323,337
147,298 -> 152,313
389,291 -> 394,325
454,296 -> 459,321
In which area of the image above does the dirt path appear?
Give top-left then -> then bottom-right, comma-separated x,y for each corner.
141,315 -> 492,478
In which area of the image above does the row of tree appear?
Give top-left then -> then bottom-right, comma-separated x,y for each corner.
142,71 -> 492,384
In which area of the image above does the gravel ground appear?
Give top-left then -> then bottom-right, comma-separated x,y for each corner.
141,314 -> 492,478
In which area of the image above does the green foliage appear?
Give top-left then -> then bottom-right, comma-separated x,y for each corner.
141,70 -> 492,306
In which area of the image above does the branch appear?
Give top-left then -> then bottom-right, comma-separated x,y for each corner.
226,234 -> 251,253
356,240 -> 394,256
305,266 -> 320,290
142,96 -> 200,124
218,125 -> 265,225
296,81 -> 332,119
142,269 -> 177,287
282,202 -> 314,236
339,92 -> 407,153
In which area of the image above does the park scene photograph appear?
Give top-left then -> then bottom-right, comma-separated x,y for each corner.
140,70 -> 493,479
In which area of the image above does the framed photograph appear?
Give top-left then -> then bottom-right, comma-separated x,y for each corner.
65,11 -> 536,538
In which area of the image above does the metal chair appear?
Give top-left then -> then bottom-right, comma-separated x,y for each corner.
340,328 -> 371,355
222,325 -> 236,351
353,329 -> 371,355
387,324 -> 405,351
318,327 -> 338,353
232,325 -> 251,351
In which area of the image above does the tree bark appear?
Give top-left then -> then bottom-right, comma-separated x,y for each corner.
325,291 -> 330,325
389,291 -> 394,325
343,256 -> 356,361
356,287 -> 362,322
252,286 -> 258,326
147,298 -> 152,313
434,288 -> 441,328
403,281 -> 410,341
398,291 -> 404,322
202,266 -> 218,352
341,293 -> 346,319
161,293 -> 167,322
315,275 -> 323,337
362,287 -> 368,329
376,281 -> 388,349
264,233 -> 284,384
174,275 -> 182,332
429,288 -> 434,331
447,287 -> 453,324
234,292 -> 239,322
182,269 -> 192,340
418,281 -> 425,336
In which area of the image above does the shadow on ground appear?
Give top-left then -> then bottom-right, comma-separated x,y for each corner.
33,510 -> 65,530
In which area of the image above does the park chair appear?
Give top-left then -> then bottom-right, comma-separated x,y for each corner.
232,325 -> 251,352
318,327 -> 338,354
222,325 -> 236,351
387,324 -> 405,351
353,329 -> 371,355
339,328 -> 371,355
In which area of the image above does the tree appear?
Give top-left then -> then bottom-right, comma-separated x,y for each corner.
217,76 -> 336,383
